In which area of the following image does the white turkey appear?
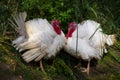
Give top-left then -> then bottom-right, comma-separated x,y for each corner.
9,12 -> 66,71
65,20 -> 116,75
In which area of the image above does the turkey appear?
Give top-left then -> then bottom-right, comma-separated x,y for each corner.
9,12 -> 66,71
65,20 -> 116,75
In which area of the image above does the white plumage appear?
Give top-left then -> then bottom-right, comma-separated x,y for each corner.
9,12 -> 66,70
65,20 -> 116,75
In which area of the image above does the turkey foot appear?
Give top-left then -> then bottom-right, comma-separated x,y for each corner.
81,60 -> 90,75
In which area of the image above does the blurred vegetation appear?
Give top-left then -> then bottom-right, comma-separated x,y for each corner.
0,0 -> 120,80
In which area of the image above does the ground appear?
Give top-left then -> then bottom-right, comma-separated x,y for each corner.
0,36 -> 120,80
0,62 -> 23,80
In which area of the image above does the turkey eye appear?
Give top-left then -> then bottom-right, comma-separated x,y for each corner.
54,23 -> 59,27
69,26 -> 74,29
53,23 -> 57,26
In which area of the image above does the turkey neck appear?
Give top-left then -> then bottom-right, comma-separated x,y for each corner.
53,26 -> 61,35
66,28 -> 76,39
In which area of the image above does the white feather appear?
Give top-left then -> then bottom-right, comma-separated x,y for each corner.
65,20 -> 115,60
11,12 -> 66,63
45,31 -> 66,58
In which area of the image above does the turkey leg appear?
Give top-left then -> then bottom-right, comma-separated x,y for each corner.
81,60 -> 90,75
40,60 -> 45,71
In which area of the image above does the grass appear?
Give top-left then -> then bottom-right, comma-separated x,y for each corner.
0,0 -> 120,80
0,34 -> 120,80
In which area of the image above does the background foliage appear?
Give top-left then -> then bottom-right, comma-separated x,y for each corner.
0,0 -> 120,80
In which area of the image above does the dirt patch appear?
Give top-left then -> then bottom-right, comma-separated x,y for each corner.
0,62 -> 23,80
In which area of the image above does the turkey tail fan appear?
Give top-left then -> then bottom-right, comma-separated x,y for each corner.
106,34 -> 116,46
8,12 -> 27,35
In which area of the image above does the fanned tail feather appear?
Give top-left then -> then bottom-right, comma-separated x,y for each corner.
106,34 -> 116,46
9,12 -> 27,49
9,12 -> 27,35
